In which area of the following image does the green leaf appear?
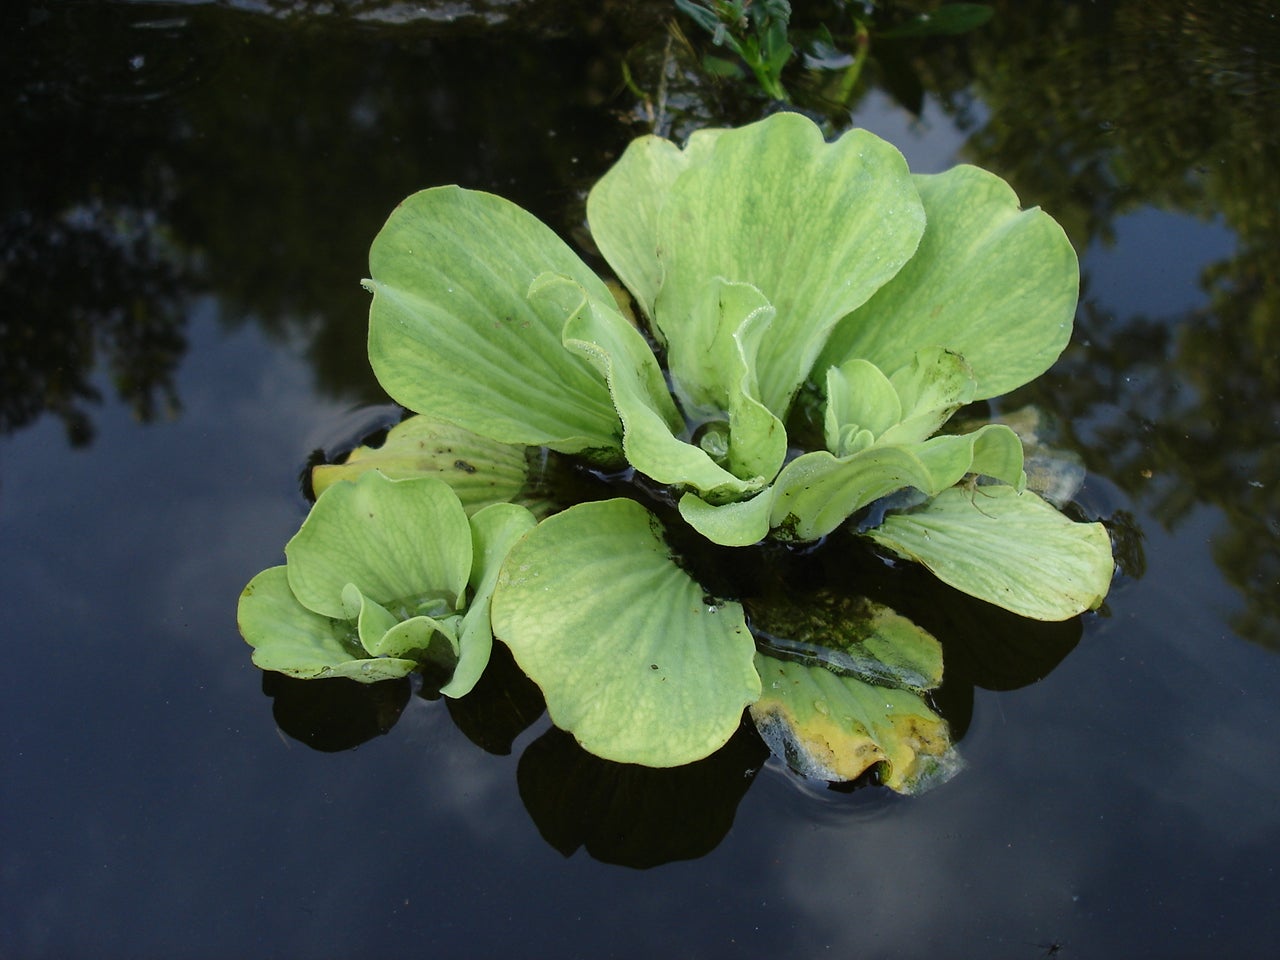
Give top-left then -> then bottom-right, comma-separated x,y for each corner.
340,582 -> 398,653
654,113 -> 926,418
674,0 -> 724,38
662,278 -> 788,486
586,128 -> 726,325
881,347 -> 978,445
913,423 -> 1026,492
748,592 -> 943,693
442,502 -> 539,698
375,614 -> 461,664
818,164 -> 1079,401
823,348 -> 979,454
718,282 -> 789,483
533,272 -> 765,503
865,485 -> 1115,620
238,567 -> 417,682
768,423 -> 1023,542
311,415 -> 530,514
700,53 -> 745,78
340,582 -> 460,661
683,417 -> 1024,545
678,488 -> 774,547
491,499 -> 761,767
681,443 -> 940,547
824,358 -> 902,455
964,404 -> 1087,508
365,187 -> 622,457
751,652 -> 961,792
768,447 -> 939,541
285,472 -> 472,620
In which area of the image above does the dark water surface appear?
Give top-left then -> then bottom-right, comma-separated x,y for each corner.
3,2 -> 1279,957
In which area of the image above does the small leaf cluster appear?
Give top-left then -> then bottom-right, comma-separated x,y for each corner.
676,0 -> 796,100
673,1 -> 994,106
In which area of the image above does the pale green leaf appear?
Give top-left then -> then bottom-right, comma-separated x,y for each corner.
677,489 -> 774,547
441,501 -> 539,698
751,653 -> 961,792
365,186 -> 622,456
666,278 -> 788,485
768,422 -> 1025,542
375,614 -> 460,664
285,472 -> 472,620
312,415 -> 529,514
341,581 -> 461,661
880,347 -> 977,445
768,447 -> 939,541
961,404 -> 1087,507
586,127 -> 726,324
823,348 -> 977,454
664,277 -> 766,415
534,273 -> 764,502
913,423 -> 1026,491
491,499 -> 761,767
824,359 -> 901,455
819,164 -> 1079,400
654,113 -> 926,417
238,567 -> 417,682
865,485 -> 1115,620
340,582 -> 397,654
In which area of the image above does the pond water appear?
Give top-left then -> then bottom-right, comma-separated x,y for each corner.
3,1 -> 1279,957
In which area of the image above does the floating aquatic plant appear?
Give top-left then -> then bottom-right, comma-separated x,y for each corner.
238,470 -> 535,696
240,112 -> 1114,793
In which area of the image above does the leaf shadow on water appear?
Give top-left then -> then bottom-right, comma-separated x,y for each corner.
264,639 -> 770,868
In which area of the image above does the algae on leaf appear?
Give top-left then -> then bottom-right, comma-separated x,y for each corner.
747,592 -> 959,791
752,654 -> 961,793
750,592 -> 943,693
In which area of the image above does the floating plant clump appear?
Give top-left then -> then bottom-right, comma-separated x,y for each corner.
239,471 -> 535,696
238,112 -> 1114,794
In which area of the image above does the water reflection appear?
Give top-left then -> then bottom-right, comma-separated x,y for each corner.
2,0 -> 659,444
0,202 -> 189,445
264,641 -> 769,868
517,723 -> 768,868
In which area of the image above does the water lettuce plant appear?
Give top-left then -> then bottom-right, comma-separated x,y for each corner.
240,112 -> 1113,792
365,112 -> 1109,600
238,470 -> 535,696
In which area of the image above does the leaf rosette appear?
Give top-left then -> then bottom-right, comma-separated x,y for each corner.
263,113 -> 1121,779
237,470 -> 535,696
364,112 -> 1112,623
